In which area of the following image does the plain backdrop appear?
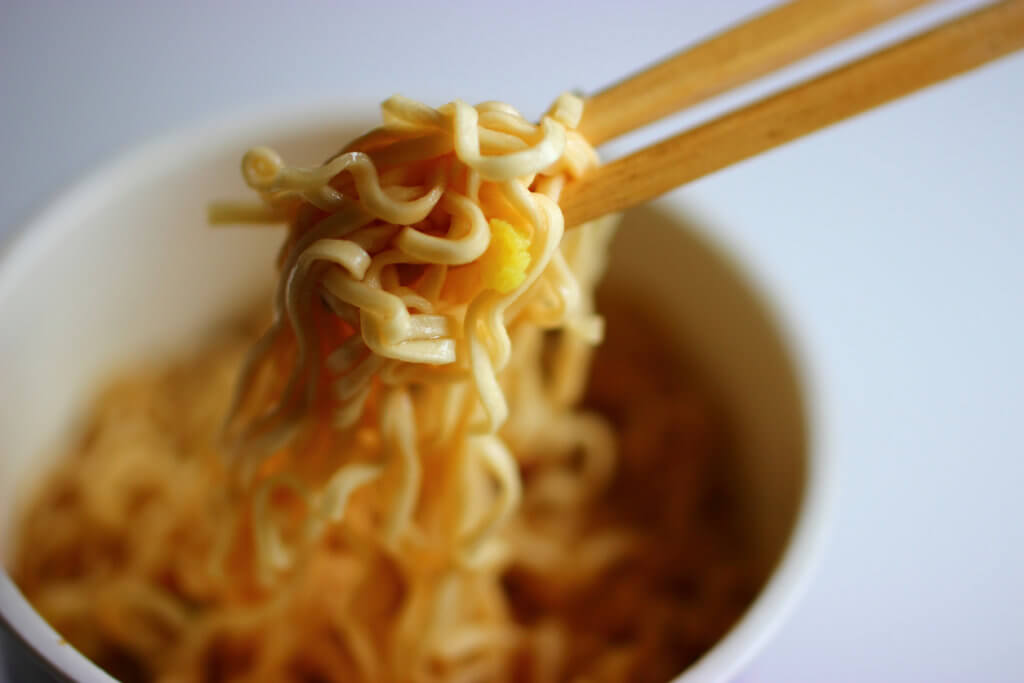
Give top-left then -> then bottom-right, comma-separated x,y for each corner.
2,1 -> 1023,681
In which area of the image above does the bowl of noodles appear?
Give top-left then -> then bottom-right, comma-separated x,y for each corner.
0,96 -> 829,683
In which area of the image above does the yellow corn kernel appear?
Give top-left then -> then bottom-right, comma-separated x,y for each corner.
480,218 -> 531,294
441,218 -> 532,302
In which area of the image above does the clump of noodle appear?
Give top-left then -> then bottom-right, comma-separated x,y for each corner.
216,93 -> 596,557
208,93 -> 612,678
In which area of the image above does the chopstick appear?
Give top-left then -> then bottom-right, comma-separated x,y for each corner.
561,0 -> 1024,229
579,0 -> 932,146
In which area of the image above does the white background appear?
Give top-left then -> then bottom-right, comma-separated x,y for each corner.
2,1 -> 1023,681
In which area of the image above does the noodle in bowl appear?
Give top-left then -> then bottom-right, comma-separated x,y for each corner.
0,100 -> 830,682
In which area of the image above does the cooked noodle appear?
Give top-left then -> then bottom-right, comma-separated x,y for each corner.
11,94 -> 755,682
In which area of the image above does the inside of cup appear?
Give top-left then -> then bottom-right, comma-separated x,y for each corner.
602,205 -> 808,581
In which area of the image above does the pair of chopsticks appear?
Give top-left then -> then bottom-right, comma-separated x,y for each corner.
560,0 -> 1024,228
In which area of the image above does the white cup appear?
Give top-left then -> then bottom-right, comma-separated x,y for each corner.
0,102 -> 832,682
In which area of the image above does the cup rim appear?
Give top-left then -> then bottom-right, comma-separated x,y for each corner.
0,99 -> 834,683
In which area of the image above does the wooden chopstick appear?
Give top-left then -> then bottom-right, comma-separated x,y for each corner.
561,0 -> 1024,229
579,0 -> 933,146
